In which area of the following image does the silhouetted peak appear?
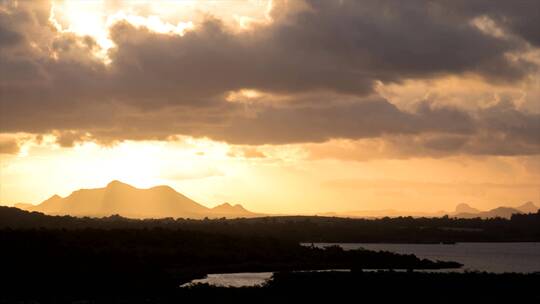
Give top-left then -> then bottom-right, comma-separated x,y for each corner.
521,201 -> 536,207
455,203 -> 479,214
212,202 -> 249,212
27,181 -> 259,219
517,201 -> 538,213
150,185 -> 176,192
47,194 -> 62,201
106,180 -> 133,189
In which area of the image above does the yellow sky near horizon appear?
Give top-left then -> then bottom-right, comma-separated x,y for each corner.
1,136 -> 539,214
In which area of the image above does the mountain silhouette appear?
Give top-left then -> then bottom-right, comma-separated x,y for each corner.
16,180 -> 259,219
211,202 -> 254,217
316,202 -> 537,219
516,201 -> 539,214
454,203 -> 480,214
452,205 -> 527,219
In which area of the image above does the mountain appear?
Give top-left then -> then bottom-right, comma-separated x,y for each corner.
316,202 -> 536,219
211,202 -> 255,217
516,201 -> 539,214
317,209 -> 446,218
452,205 -> 524,219
457,207 -> 522,219
15,180 -> 260,219
484,207 -> 523,218
454,203 -> 480,214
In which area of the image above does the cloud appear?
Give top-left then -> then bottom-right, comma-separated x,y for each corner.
210,98 -> 476,144
53,131 -> 90,148
323,179 -> 540,190
307,100 -> 540,160
0,0 -> 539,158
0,135 -> 19,154
227,147 -> 267,158
445,0 -> 540,47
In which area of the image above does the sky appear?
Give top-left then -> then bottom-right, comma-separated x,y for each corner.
0,0 -> 539,214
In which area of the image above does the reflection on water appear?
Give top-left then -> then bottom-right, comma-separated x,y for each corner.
181,272 -> 273,287
181,243 -> 540,287
309,242 -> 540,273
181,269 -> 349,288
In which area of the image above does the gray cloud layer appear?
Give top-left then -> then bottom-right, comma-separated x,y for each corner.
0,0 -> 539,156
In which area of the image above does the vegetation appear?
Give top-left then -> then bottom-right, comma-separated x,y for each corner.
1,206 -> 539,243
0,228 -> 460,295
1,206 -> 539,302
2,270 -> 539,303
182,271 -> 540,303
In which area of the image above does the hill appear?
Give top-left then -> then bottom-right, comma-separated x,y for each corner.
517,202 -> 539,214
452,202 -> 538,219
15,180 -> 259,219
315,202 -> 538,219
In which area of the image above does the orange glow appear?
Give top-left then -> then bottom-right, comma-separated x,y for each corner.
1,135 -> 538,214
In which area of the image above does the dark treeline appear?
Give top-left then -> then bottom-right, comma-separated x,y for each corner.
1,206 -> 539,242
3,270 -> 540,303
182,271 -> 540,303
1,207 -> 539,302
0,229 -> 459,295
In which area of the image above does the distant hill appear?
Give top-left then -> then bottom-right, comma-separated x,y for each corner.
316,202 -> 538,219
451,202 -> 538,219
454,203 -> 480,214
516,201 -> 539,214
453,207 -> 522,219
211,202 -> 255,218
317,209 -> 446,218
15,180 -> 260,219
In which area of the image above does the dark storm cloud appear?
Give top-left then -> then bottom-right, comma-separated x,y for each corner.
0,23 -> 22,48
104,0 -> 533,105
210,99 -> 476,145
0,0 -> 539,157
445,0 -> 540,47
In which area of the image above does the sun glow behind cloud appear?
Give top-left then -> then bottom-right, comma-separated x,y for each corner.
1,0 -> 540,215
2,138 -> 229,204
49,0 -> 270,62
1,134 -> 539,214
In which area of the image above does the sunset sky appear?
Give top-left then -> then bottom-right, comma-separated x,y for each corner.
1,0 -> 539,214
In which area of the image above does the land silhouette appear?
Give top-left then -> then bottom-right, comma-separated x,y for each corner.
1,206 -> 540,302
0,209 -> 462,299
319,201 -> 538,219
2,181 -> 540,303
2,206 -> 540,243
14,180 -> 258,219
3,0 -> 540,302
11,180 -> 537,220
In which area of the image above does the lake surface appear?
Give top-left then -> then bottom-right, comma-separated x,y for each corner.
182,242 -> 540,287
181,272 -> 273,287
310,242 -> 540,273
181,269 -> 349,288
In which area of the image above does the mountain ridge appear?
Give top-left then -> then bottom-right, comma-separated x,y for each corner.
316,202 -> 538,219
15,180 -> 259,219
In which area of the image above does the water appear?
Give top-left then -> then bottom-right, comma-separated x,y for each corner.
181,272 -> 273,287
310,242 -> 540,273
182,242 -> 540,287
181,269 -> 350,288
